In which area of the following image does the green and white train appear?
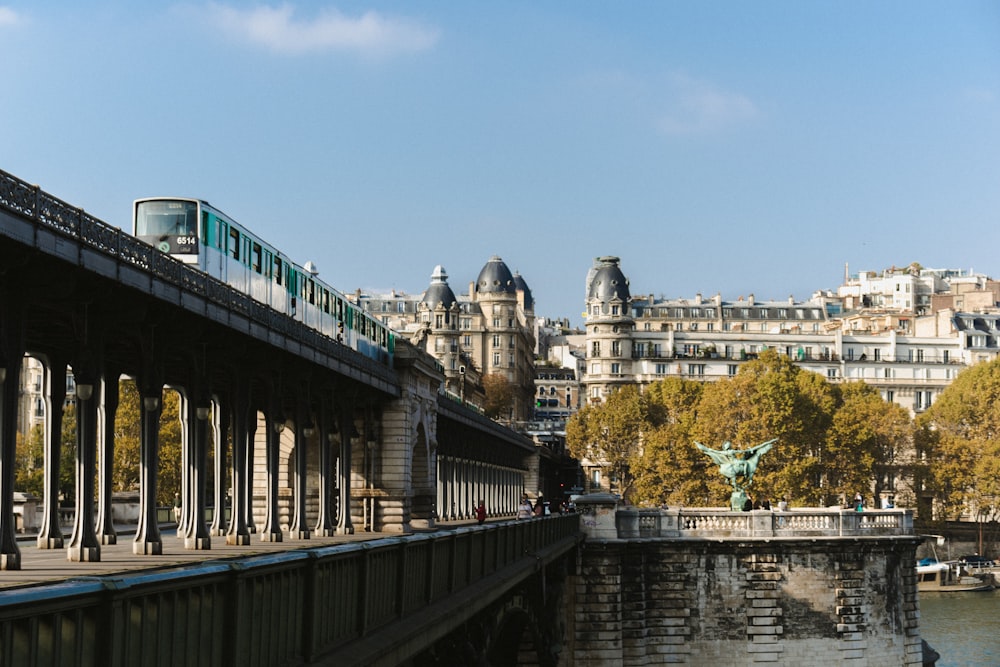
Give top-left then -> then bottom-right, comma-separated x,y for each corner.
133,197 -> 394,366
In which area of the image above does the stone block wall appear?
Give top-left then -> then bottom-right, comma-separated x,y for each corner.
567,537 -> 923,666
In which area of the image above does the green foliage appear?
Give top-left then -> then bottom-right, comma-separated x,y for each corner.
572,349 -> 917,510
15,426 -> 44,497
917,358 -> 1000,520
113,380 -> 182,506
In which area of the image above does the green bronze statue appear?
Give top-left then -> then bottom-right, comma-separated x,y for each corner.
696,439 -> 776,511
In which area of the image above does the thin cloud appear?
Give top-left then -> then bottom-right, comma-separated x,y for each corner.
656,73 -> 758,136
202,3 -> 439,57
0,7 -> 22,27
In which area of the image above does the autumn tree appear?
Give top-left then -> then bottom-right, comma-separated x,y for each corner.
825,382 -> 913,506
630,377 -> 707,506
692,349 -> 837,506
482,373 -> 514,420
113,380 -> 182,506
15,425 -> 44,497
916,359 -> 1000,521
566,385 -> 644,500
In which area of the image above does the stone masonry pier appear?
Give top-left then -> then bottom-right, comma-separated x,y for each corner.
567,495 -> 924,666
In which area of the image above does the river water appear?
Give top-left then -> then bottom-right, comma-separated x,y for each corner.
919,588 -> 1000,666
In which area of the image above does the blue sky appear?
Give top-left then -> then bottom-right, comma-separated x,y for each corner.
2,2 -> 999,326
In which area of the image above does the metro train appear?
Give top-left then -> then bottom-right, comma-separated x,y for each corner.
133,197 -> 394,365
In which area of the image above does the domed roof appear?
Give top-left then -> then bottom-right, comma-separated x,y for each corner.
421,265 -> 457,309
587,256 -> 630,303
512,272 -> 534,310
475,255 -> 516,295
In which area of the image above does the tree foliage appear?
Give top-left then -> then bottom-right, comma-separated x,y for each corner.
916,359 -> 1000,521
566,385 -> 644,500
113,380 -> 182,506
571,349 -> 917,510
482,373 -> 515,420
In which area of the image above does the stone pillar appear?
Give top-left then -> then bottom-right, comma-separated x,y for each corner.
0,305 -> 25,570
209,398 -> 228,536
336,407 -> 355,535
289,403 -> 311,540
226,383 -> 251,546
313,405 -> 336,537
67,363 -> 100,562
183,396 -> 211,550
575,493 -> 620,540
95,373 -> 119,545
259,406 -> 283,543
133,384 -> 163,555
36,353 -> 66,550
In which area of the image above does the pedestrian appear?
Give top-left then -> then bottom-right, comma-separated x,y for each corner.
533,494 -> 545,517
854,493 -> 864,512
517,494 -> 533,520
476,499 -> 486,524
742,496 -> 753,512
777,496 -> 788,512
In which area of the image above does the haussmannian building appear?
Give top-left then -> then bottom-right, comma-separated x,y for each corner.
582,256 -> 1000,508
352,256 -> 537,424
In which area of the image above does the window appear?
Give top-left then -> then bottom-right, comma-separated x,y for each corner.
591,341 -> 601,357
463,335 -> 472,347
228,227 -> 240,259
610,363 -> 621,375
590,363 -> 601,374
493,335 -> 501,347
916,349 -> 924,363
655,363 -> 668,375
690,323 -> 698,331
611,341 -> 621,356
611,305 -> 619,315
251,242 -> 262,273
884,390 -> 894,403
687,364 -> 705,376
728,364 -> 738,377
706,323 -> 714,331
493,352 -> 501,366
827,368 -> 837,379
943,350 -> 949,363
873,348 -> 881,362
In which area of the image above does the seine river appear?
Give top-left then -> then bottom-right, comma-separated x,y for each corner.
919,588 -> 1000,666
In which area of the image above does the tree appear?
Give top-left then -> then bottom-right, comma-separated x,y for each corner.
691,350 -> 837,506
15,425 -> 44,497
916,359 -> 1000,521
482,373 -> 514,420
566,385 -> 643,500
112,380 -> 182,506
825,382 -> 913,506
631,377 -> 708,506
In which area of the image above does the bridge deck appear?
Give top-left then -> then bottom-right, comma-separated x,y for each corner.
0,520 -> 485,591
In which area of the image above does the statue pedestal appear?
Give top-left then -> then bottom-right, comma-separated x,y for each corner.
730,491 -> 747,512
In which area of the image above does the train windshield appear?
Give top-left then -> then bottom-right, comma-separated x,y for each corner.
135,200 -> 199,255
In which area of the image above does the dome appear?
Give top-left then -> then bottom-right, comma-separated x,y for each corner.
475,255 -> 516,295
587,256 -> 630,303
421,265 -> 457,309
512,272 -> 534,310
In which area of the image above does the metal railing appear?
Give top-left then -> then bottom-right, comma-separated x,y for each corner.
0,514 -> 581,667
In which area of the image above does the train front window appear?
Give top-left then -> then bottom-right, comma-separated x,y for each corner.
135,200 -> 197,238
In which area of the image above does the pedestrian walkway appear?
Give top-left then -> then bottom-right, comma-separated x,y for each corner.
0,520 -> 486,591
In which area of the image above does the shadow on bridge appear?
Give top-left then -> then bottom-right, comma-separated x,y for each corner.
0,514 -> 581,667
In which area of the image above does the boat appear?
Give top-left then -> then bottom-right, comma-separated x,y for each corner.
917,561 -> 995,592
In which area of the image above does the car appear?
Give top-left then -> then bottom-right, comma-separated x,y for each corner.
958,554 -> 994,568
918,557 -> 939,567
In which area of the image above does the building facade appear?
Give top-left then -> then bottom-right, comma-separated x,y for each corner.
353,256 -> 537,423
583,256 -> 998,418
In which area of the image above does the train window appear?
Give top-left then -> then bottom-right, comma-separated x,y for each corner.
228,227 -> 240,260
274,257 -> 283,285
307,278 -> 315,305
263,250 -> 273,278
201,212 -> 210,246
251,242 -> 262,273
243,237 -> 251,266
322,289 -> 330,313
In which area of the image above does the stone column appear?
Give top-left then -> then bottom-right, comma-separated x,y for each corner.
209,398 -> 228,536
36,353 -> 66,550
133,384 -> 163,555
313,406 -> 336,537
0,304 -> 24,570
95,373 -> 119,545
259,404 -> 283,543
183,395 -> 211,550
289,403 -> 311,540
226,383 -> 251,546
336,407 -> 355,535
67,363 -> 100,562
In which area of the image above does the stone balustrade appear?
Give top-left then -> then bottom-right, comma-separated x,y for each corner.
575,494 -> 914,540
